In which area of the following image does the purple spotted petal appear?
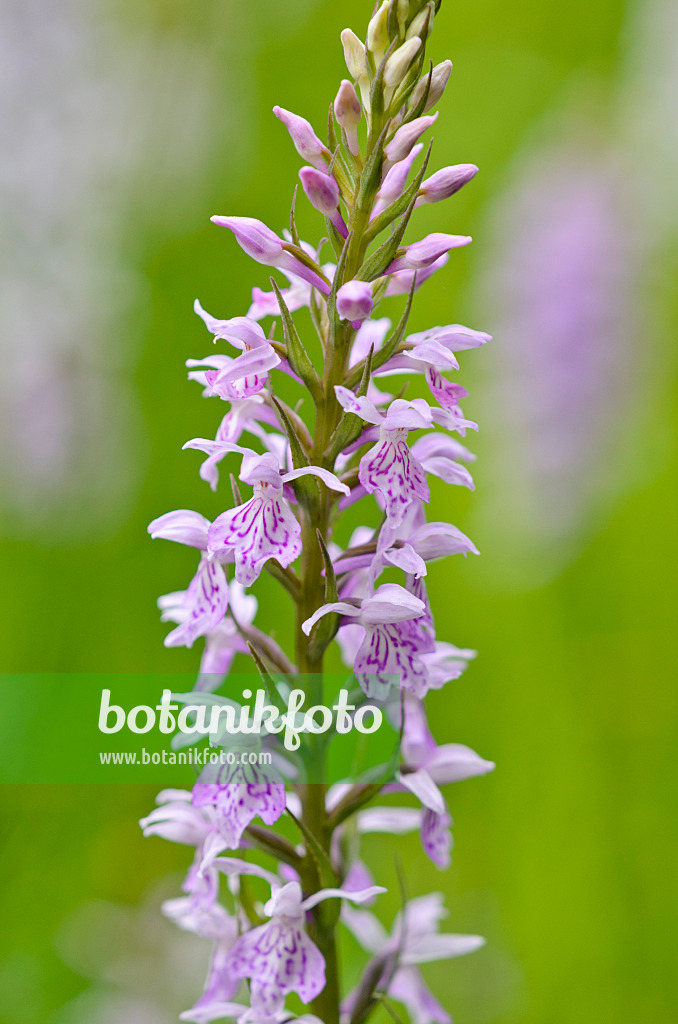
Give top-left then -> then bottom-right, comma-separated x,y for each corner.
193,777 -> 286,849
359,429 -> 430,527
420,807 -> 453,869
354,622 -> 428,699
187,935 -> 241,1018
227,919 -> 326,1013
164,559 -> 229,648
425,369 -> 468,412
208,491 -> 301,586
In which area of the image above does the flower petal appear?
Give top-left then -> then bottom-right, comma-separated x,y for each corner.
282,465 -> 350,495
361,584 -> 425,625
302,601 -> 361,636
398,768 -> 445,814
302,884 -> 387,911
208,494 -> 301,587
148,509 -> 211,549
334,385 -> 382,424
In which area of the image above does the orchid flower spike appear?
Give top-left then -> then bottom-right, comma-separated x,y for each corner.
145,5 -> 494,1021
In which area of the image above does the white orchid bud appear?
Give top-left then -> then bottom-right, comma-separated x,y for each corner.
407,5 -> 434,41
366,1 -> 390,62
398,0 -> 410,32
384,38 -> 422,88
341,28 -> 368,81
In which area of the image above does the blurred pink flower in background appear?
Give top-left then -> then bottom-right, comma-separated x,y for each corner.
472,0 -> 678,587
473,135 -> 644,585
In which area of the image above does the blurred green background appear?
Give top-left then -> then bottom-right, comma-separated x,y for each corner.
1,0 -> 677,1021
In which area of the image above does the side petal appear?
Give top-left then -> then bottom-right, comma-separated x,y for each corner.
403,932 -> 485,965
334,385 -> 382,424
398,768 -> 445,814
164,560 -> 229,649
384,542 -> 428,578
388,966 -> 451,1024
302,601 -> 361,636
356,806 -> 422,834
282,465 -> 351,495
148,509 -> 211,549
340,905 -> 390,955
427,743 -> 495,784
301,884 -> 387,912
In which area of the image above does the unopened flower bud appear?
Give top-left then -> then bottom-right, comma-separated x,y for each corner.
372,143 -> 424,219
366,1 -> 390,62
299,166 -> 339,214
341,28 -> 368,81
384,38 -> 422,89
273,106 -> 330,172
211,215 -> 284,263
410,59 -> 453,113
415,164 -> 478,206
212,215 -> 330,295
299,166 -> 348,237
385,253 -> 449,295
388,232 -> 472,273
334,80 -> 362,156
406,4 -> 434,41
336,279 -> 374,327
384,112 -> 438,166
398,0 -> 410,31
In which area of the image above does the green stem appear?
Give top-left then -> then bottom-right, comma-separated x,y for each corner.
294,59 -> 393,1024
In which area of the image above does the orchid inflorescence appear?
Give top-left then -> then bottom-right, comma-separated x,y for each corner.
142,2 -> 494,1022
